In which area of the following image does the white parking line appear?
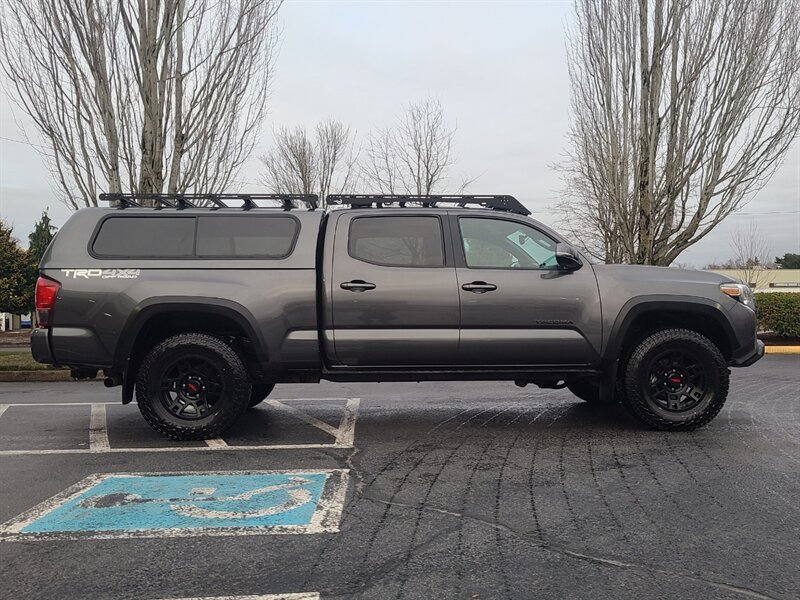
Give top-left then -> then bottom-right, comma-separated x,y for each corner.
0,402 -> 118,407
157,593 -> 320,600
89,404 -> 110,451
0,443 -> 340,457
335,397 -> 360,447
205,438 -> 229,448
0,398 -> 360,456
266,400 -> 339,438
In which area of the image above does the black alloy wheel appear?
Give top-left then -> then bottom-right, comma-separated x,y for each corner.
644,349 -> 708,413
158,355 -> 226,420
622,328 -> 729,431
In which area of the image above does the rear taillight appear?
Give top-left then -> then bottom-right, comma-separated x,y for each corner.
35,276 -> 60,328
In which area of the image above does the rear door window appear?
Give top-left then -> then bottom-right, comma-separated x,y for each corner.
196,216 -> 298,258
92,217 -> 195,257
348,216 -> 445,267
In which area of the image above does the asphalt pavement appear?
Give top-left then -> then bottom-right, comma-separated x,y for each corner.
1,355 -> 798,600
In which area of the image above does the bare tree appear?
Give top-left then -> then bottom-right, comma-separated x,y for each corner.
559,0 -> 800,265
0,0 -> 282,209
362,99 -> 472,195
727,222 -> 775,289
260,119 -> 359,207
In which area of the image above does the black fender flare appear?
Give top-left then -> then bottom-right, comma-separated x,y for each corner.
602,295 -> 737,362
116,298 -> 271,405
114,297 -> 270,367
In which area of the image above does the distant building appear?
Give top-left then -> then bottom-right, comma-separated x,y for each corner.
1,313 -> 21,331
0,313 -> 31,331
707,269 -> 800,293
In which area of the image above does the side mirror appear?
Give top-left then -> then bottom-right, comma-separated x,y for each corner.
555,243 -> 583,271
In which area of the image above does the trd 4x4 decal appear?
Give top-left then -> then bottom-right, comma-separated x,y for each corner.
61,269 -> 140,279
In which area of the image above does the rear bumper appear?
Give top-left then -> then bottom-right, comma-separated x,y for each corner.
31,326 -> 111,368
30,328 -> 56,365
730,339 -> 765,367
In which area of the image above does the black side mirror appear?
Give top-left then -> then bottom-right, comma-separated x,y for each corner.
555,243 -> 583,271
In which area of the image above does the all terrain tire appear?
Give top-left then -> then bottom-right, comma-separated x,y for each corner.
621,328 -> 729,431
135,333 -> 251,440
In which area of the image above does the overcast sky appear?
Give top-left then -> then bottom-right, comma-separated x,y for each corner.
1,0 -> 798,267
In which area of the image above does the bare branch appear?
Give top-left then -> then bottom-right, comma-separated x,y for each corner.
0,0 -> 283,208
558,0 -> 800,265
719,221 -> 776,289
362,98 -> 471,195
260,118 -> 359,207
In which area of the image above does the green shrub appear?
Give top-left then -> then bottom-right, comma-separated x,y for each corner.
755,293 -> 800,338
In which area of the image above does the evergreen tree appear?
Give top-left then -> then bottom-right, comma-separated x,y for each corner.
28,210 -> 56,264
0,220 -> 30,314
25,211 -> 58,322
775,253 -> 800,269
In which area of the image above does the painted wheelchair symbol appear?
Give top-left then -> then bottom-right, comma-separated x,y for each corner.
78,476 -> 314,519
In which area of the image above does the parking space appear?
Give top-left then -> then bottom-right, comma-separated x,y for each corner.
1,356 -> 799,599
0,397 -> 359,455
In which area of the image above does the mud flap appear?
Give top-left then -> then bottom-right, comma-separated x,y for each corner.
121,361 -> 135,404
598,359 -> 619,404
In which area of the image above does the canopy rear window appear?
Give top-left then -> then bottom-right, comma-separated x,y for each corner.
92,215 -> 299,259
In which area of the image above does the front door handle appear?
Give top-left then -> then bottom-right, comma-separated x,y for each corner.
462,281 -> 497,293
341,280 -> 376,292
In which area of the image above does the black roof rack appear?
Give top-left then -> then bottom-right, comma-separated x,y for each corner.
326,194 -> 531,216
99,193 -> 319,210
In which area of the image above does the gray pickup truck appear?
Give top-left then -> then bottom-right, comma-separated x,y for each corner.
32,193 -> 763,439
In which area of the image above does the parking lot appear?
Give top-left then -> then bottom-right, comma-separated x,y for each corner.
1,355 -> 798,599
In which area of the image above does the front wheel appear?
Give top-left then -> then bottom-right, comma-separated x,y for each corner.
621,328 -> 729,431
135,333 -> 252,440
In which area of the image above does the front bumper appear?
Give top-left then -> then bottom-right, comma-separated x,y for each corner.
730,339 -> 765,367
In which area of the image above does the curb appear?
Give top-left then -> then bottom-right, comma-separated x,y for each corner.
764,346 -> 800,355
0,370 -> 75,382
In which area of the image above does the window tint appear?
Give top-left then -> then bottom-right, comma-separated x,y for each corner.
349,216 -> 444,267
93,217 -> 195,257
196,216 -> 298,257
460,218 -> 558,269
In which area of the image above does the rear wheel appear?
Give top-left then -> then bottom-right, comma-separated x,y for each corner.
249,383 -> 275,408
135,333 -> 251,440
621,328 -> 729,431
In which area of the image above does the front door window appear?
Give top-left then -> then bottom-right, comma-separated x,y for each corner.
459,218 -> 558,269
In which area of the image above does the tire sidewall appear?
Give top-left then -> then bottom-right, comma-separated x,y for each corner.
624,329 -> 729,429
136,334 -> 251,438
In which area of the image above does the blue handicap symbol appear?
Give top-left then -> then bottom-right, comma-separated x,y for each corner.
22,472 -> 329,533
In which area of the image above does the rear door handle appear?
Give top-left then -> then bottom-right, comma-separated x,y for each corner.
462,281 -> 497,293
341,280 -> 376,292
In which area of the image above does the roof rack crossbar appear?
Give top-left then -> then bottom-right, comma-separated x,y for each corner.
326,194 -> 530,216
99,193 -> 319,210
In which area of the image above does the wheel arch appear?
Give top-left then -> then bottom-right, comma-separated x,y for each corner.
604,297 -> 737,363
115,298 -> 270,403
